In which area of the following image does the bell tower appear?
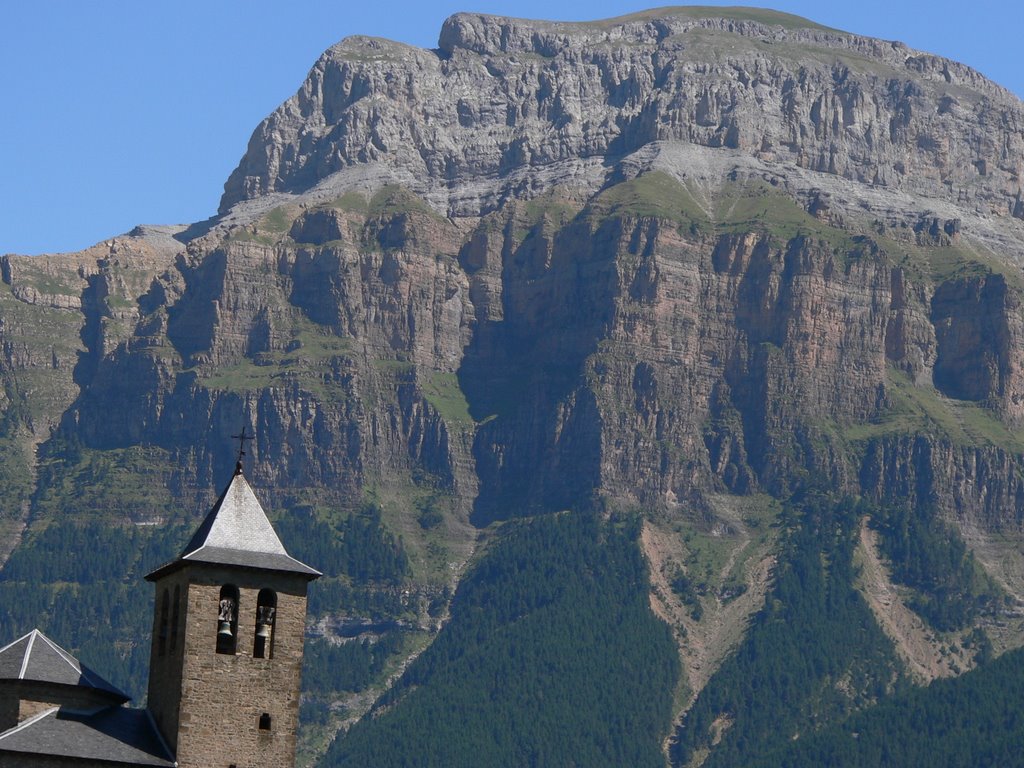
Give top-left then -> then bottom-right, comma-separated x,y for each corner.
145,462 -> 320,768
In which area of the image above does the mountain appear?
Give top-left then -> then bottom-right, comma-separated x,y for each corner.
2,6 -> 1024,766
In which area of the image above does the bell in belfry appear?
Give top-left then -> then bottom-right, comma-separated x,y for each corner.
218,597 -> 236,636
256,605 -> 275,638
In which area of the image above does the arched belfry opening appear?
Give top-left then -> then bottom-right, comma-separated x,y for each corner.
216,584 -> 240,655
254,589 -> 277,659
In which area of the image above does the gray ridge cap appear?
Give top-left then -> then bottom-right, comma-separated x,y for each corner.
0,633 -> 31,679
0,629 -> 129,702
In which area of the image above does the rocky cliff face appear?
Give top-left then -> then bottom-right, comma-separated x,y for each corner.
208,7 -> 1024,531
4,6 -> 1024,764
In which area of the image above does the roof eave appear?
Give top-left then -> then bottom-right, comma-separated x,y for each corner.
0,680 -> 130,706
145,557 -> 321,583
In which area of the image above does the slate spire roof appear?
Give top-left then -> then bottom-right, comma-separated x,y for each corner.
0,629 -> 128,703
146,463 -> 320,581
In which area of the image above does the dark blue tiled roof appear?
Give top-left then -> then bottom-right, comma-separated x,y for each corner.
0,705 -> 174,766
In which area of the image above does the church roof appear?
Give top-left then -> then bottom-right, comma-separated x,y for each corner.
0,630 -> 129,703
146,465 -> 320,581
0,705 -> 174,766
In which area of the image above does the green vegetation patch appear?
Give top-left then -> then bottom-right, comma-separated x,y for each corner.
844,367 -> 1024,452
520,190 -> 582,227
274,502 -> 410,586
200,357 -> 282,391
672,494 -> 903,767
421,370 -> 473,425
587,175 -> 867,266
32,444 -> 175,523
682,524 -> 742,590
924,244 -> 996,284
358,474 -> 469,586
589,171 -> 710,227
370,358 -> 415,375
9,262 -> 83,298
327,191 -> 371,215
28,275 -> 79,297
0,517 -> 192,701
506,189 -> 584,244
104,294 -> 135,310
290,321 -> 356,356
870,503 -> 1004,632
225,204 -> 303,246
713,181 -> 860,255
748,645 -> 1024,768
323,512 -> 679,767
224,228 -> 280,247
679,495 -> 782,607
877,234 -> 1024,293
368,185 -> 442,221
262,205 -> 297,234
200,318 -> 355,398
304,632 -> 407,697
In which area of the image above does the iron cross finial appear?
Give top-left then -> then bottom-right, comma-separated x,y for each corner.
231,426 -> 254,474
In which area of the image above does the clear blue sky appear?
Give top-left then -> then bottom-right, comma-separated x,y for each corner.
1,1 -> 1020,255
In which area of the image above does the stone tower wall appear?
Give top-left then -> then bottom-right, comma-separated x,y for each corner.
149,565 -> 309,768
147,568 -> 190,750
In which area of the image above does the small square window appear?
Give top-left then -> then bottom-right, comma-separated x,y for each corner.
259,713 -> 272,731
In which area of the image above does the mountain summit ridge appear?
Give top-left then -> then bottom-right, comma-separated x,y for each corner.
220,4 -> 1024,240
